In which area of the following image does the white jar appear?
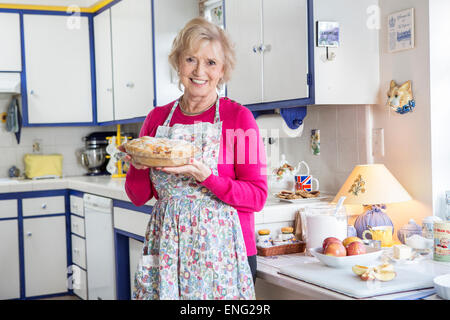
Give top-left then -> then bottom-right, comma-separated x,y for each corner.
257,234 -> 273,248
305,204 -> 348,251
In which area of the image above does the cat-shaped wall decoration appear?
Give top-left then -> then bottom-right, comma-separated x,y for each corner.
387,80 -> 415,114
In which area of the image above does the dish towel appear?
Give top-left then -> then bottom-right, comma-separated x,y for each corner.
6,96 -> 22,144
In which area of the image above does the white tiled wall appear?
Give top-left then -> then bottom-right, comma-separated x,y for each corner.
0,96 -> 140,178
1,91 -> 368,190
278,105 -> 370,195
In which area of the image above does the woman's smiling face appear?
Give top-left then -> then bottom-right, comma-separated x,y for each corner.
178,40 -> 225,98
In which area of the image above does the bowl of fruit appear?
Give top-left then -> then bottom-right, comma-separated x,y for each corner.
309,236 -> 383,268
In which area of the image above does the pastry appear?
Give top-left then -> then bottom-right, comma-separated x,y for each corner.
124,136 -> 199,167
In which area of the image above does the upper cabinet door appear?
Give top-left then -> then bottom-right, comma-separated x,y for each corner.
153,0 -> 198,107
111,0 -> 154,120
94,9 -> 115,123
263,0 -> 309,102
225,0 -> 263,105
23,14 -> 93,124
0,13 -> 22,72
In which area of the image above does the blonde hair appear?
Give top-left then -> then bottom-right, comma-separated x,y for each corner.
168,17 -> 236,88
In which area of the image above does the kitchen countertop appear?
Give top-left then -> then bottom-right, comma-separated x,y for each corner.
256,252 -> 450,300
0,176 -> 332,214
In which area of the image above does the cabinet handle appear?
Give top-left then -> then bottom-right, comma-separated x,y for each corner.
41,204 -> 47,209
126,82 -> 134,88
258,44 -> 272,53
106,88 -> 113,92
252,45 -> 258,53
74,248 -> 79,254
30,90 -> 35,95
27,232 -> 32,237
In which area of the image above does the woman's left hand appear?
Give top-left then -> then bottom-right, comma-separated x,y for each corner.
156,158 -> 212,182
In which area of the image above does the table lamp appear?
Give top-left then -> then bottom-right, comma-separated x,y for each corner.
332,164 -> 412,238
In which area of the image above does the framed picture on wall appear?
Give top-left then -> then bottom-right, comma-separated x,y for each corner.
388,8 -> 415,53
316,21 -> 340,47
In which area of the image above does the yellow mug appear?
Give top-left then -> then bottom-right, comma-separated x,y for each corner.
362,226 -> 393,247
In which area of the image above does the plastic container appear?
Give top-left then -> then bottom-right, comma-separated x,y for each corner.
304,204 -> 348,251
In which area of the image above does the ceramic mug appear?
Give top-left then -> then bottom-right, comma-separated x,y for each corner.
362,226 -> 393,247
295,175 -> 319,192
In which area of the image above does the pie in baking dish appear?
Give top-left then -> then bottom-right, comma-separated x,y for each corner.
124,136 -> 198,167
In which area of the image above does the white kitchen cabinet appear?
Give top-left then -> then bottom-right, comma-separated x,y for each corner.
22,196 -> 65,217
153,0 -> 199,106
23,14 -> 93,124
94,8 -> 115,123
0,199 -> 18,219
23,216 -> 68,297
0,13 -> 22,71
110,0 -> 154,120
313,0 -> 379,104
225,0 -> 309,105
0,220 -> 21,300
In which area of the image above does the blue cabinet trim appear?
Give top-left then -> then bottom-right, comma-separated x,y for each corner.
69,190 -> 84,198
113,199 -> 153,214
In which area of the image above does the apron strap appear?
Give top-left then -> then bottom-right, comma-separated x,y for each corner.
162,100 -> 179,127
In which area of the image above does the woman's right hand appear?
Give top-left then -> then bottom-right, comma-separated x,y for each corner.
118,144 -> 149,170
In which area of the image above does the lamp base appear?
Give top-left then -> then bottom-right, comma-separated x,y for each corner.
354,204 -> 394,239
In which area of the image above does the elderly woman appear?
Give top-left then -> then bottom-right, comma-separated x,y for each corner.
122,17 -> 267,300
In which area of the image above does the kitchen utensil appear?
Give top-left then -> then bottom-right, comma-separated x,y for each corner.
309,245 -> 383,268
362,226 -> 393,248
80,131 -> 115,176
433,273 -> 450,300
303,204 -> 348,251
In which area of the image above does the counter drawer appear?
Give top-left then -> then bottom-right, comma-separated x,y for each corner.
71,214 -> 85,238
71,234 -> 86,269
70,195 -> 84,217
72,264 -> 87,300
114,207 -> 150,238
0,199 -> 18,219
23,196 -> 65,217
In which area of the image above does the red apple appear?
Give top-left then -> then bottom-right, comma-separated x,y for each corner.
322,237 -> 341,250
324,242 -> 347,257
346,241 -> 367,256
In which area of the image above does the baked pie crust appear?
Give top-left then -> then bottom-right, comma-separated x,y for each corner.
124,136 -> 198,167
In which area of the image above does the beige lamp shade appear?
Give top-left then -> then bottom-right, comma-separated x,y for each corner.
332,164 -> 412,205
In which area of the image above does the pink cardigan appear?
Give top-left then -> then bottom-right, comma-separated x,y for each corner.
125,97 -> 268,256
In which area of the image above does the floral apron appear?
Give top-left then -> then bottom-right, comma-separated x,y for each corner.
132,98 -> 255,300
